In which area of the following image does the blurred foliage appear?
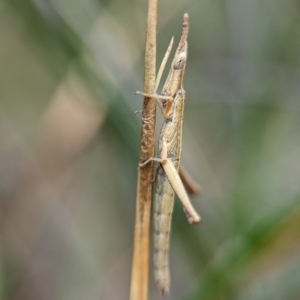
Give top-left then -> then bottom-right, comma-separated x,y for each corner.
1,0 -> 300,299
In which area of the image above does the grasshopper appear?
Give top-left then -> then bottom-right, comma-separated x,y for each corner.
138,13 -> 201,295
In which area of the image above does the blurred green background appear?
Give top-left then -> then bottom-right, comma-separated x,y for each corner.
1,0 -> 300,299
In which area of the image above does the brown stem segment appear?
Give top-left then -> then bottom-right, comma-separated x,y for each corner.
129,0 -> 158,300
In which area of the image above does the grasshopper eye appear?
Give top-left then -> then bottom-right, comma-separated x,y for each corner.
173,52 -> 187,70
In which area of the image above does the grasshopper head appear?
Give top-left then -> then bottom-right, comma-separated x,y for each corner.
173,51 -> 187,70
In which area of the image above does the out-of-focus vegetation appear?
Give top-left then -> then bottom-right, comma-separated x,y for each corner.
1,0 -> 300,299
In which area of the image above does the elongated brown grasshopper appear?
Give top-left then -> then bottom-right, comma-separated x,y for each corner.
137,14 -> 201,295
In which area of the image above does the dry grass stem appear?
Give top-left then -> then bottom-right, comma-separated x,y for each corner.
129,0 -> 158,299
